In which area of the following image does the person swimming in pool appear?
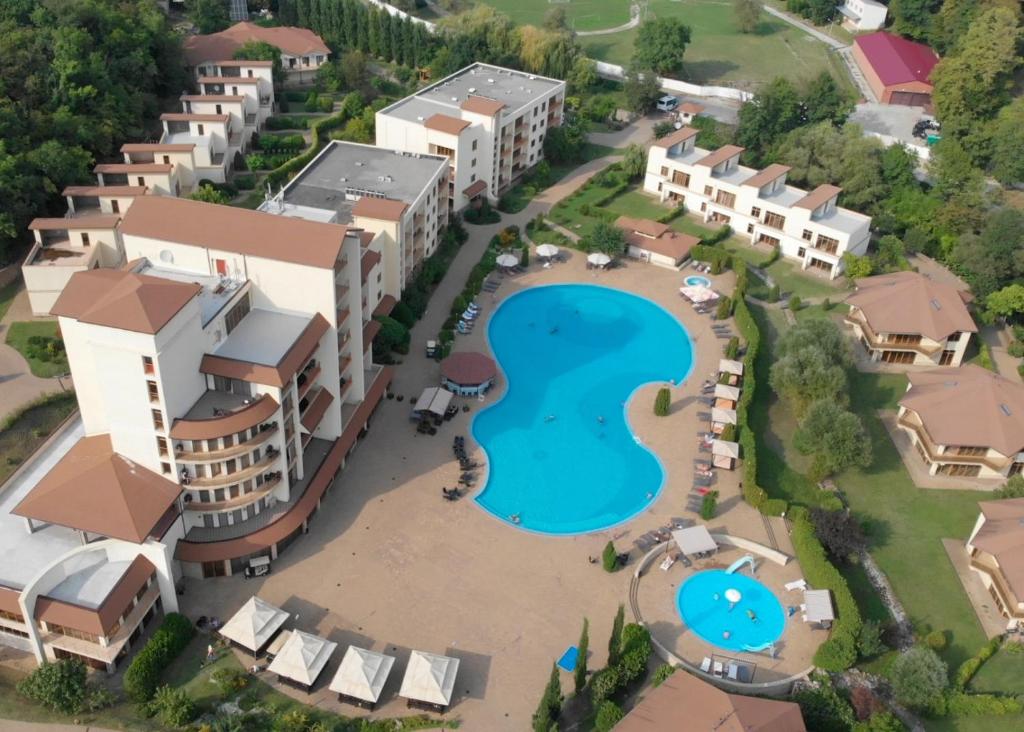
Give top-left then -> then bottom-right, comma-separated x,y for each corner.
550,326 -> 559,335
545,415 -> 557,423
747,609 -> 758,623
597,415 -> 605,424
509,513 -> 521,524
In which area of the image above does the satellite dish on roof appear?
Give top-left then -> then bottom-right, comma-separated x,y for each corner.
674,121 -> 682,130
159,249 -> 174,264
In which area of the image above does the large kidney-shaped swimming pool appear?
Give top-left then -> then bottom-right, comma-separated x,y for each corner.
472,284 -> 694,534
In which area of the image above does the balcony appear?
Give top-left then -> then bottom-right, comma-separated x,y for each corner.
339,354 -> 352,375
184,473 -> 283,513
297,365 -> 321,400
300,386 -> 334,432
184,449 -> 282,489
337,306 -> 350,326
175,424 -> 279,462
897,412 -> 1009,471
245,113 -> 257,126
970,554 -> 1024,616
846,313 -> 942,357
811,238 -> 840,256
170,393 -> 279,442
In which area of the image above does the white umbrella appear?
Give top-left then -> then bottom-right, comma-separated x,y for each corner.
536,243 -> 559,258
680,285 -> 719,303
496,253 -> 519,268
587,252 -> 611,267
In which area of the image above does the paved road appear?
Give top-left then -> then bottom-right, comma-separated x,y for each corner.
762,4 -> 845,49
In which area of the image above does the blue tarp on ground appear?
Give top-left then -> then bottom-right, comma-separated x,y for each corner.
557,646 -> 579,672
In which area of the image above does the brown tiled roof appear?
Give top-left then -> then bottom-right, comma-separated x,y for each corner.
623,230 -> 698,262
170,394 -> 280,440
616,670 -> 805,732
159,113 -> 229,123
63,185 -> 147,197
200,313 -> 330,388
361,249 -> 382,281
120,143 -> 196,153
614,216 -> 669,239
35,556 -> 156,637
51,269 -> 200,334
901,365 -> 1024,457
696,145 -> 744,168
183,22 -> 330,66
372,294 -> 397,318
0,586 -> 20,616
352,197 -> 407,222
197,76 -> 261,86
357,230 -> 375,247
461,96 -> 505,116
652,126 -> 698,148
743,164 -> 791,189
973,498 -> 1024,601
794,183 -> 842,210
300,387 -> 334,431
30,216 -> 121,231
363,319 -> 382,345
95,163 -> 172,174
441,352 -> 496,385
119,196 -> 350,269
13,435 -> 181,543
179,94 -> 246,103
424,114 -> 471,135
679,102 -> 704,114
175,367 -> 392,563
463,179 -> 488,198
847,271 -> 976,341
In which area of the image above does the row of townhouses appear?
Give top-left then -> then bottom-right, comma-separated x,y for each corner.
644,127 -> 872,279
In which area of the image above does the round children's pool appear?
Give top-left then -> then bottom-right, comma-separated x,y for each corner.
684,275 -> 712,288
676,569 -> 786,652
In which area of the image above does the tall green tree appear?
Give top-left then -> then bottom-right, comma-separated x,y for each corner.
949,209 -> 1024,298
532,664 -> 562,732
574,618 -> 589,693
735,77 -> 802,164
622,66 -> 661,114
734,0 -> 761,32
794,400 -> 872,479
620,144 -> 648,180
233,40 -> 282,82
989,98 -> 1024,186
587,221 -> 628,256
186,0 -> 230,34
803,72 -> 852,126
927,137 -> 986,234
770,347 -> 848,416
608,604 -> 625,667
889,0 -> 942,41
631,18 -> 691,76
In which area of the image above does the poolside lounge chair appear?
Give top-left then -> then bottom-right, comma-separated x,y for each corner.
671,517 -> 689,530
713,661 -> 724,677
659,553 -> 676,571
784,579 -> 807,591
680,553 -> 693,568
700,657 -> 712,673
634,535 -> 655,552
727,663 -> 740,681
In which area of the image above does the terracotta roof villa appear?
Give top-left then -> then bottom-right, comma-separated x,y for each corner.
616,669 -> 806,731
967,498 -> 1024,628
845,271 -> 976,367
184,22 -> 330,78
896,365 -> 1024,480
615,216 -> 699,268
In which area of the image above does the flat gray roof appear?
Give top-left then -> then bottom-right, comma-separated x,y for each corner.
46,556 -> 132,608
139,262 -> 244,327
213,308 -> 311,366
0,420 -> 85,589
382,63 -> 562,124
277,141 -> 446,224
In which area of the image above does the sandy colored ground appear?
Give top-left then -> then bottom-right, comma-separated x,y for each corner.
180,248 -> 814,729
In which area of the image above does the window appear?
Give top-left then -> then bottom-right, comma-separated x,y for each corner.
137,176 -> 145,186
471,158 -> 476,168
215,104 -> 222,115
472,140 -> 478,151
715,191 -> 736,208
247,70 -> 253,77
763,211 -> 786,230
197,124 -> 204,135
157,437 -> 168,457
231,86 -> 238,95
111,200 -> 119,214
746,223 -> 754,234
151,409 -> 164,431
703,186 -> 713,196
660,166 -> 668,177
0,609 -> 23,623
316,55 -> 324,63
802,229 -> 813,241
751,207 -> 761,218
146,381 -> 159,404
142,356 -> 154,374
161,462 -> 171,475
815,235 -> 839,254
224,294 -> 249,336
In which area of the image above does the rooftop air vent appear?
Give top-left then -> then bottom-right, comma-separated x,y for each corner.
355,161 -> 364,166
469,87 -> 476,93
488,78 -> 495,83
452,97 -> 458,102
417,115 -> 424,121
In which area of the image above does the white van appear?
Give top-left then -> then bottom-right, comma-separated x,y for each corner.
656,95 -> 679,112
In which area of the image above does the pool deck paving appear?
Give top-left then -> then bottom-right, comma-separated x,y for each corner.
176,161 -> 816,729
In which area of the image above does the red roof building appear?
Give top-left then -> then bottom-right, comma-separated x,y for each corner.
852,31 -> 939,107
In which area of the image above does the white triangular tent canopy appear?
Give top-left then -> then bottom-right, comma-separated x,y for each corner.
329,646 -> 395,702
266,629 -> 337,686
399,650 -> 460,706
712,439 -> 741,459
714,383 -> 741,401
672,525 -> 718,556
711,407 -> 737,425
719,358 -> 744,375
414,387 -> 454,417
218,596 -> 288,653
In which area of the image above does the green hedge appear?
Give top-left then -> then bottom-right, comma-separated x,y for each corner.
944,691 -> 1023,717
690,244 -> 732,270
733,297 -> 768,508
123,613 -> 194,702
790,510 -> 862,670
954,637 -> 1003,690
265,110 -> 350,188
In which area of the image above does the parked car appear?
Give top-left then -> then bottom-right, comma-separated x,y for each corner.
656,95 -> 679,112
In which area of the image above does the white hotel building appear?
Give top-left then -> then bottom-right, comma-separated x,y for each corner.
644,128 -> 872,279
376,63 -> 566,212
0,197 -> 392,670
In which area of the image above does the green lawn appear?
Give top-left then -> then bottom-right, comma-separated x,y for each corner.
5,320 -> 69,377
0,279 -> 21,322
747,303 -> 989,670
0,391 -> 77,484
480,0 -> 840,86
720,239 -> 845,300
969,646 -> 1024,695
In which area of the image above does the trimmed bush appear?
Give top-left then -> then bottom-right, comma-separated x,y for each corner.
954,636 -> 1002,690
602,541 -> 618,572
594,701 -> 624,732
652,663 -> 676,686
233,174 -> 256,190
719,424 -> 737,442
654,387 -> 671,416
520,246 -> 529,268
17,659 -> 88,714
123,612 -> 195,702
760,498 -> 788,516
724,336 -> 740,359
151,685 -> 197,727
715,295 -> 732,320
925,630 -> 947,651
733,298 -> 768,508
464,202 -> 501,225
788,295 -> 803,311
700,490 -> 718,520
945,692 -> 1023,717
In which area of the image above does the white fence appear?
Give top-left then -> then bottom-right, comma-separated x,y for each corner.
366,0 -> 437,29
593,60 -> 755,102
864,130 -> 931,161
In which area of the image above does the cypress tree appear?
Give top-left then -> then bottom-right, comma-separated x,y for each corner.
533,663 -> 562,732
574,618 -> 589,693
608,604 -> 625,667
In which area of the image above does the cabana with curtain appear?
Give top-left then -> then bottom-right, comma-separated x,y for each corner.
266,629 -> 337,692
399,650 -> 460,713
712,439 -> 740,470
218,596 -> 289,657
329,646 -> 396,710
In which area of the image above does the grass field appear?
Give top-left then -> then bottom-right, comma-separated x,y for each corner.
5,321 -> 68,378
0,391 -> 77,485
480,0 -> 841,86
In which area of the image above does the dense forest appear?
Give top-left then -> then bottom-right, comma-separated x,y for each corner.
0,0 -> 188,262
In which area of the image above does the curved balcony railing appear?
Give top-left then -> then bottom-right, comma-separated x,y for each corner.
181,449 -> 282,489
183,473 -> 283,513
175,424 -> 278,463
170,394 -> 279,441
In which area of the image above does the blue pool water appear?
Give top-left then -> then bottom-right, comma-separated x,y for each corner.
676,570 -> 786,652
684,275 -> 712,288
472,284 -> 694,534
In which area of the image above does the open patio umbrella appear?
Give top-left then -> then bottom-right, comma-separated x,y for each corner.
536,243 -> 559,258
587,252 -> 611,267
680,285 -> 719,304
496,253 -> 519,268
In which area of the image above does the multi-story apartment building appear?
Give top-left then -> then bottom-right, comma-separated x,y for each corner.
376,64 -> 565,213
183,23 -> 330,85
845,271 -> 977,366
0,199 -> 392,672
260,141 -> 449,301
644,128 -> 871,279
897,365 -> 1024,480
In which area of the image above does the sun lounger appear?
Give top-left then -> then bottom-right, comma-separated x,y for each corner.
680,553 -> 693,567
784,579 -> 807,591
671,517 -> 688,529
700,656 -> 712,673
713,661 -> 724,677
634,535 -> 655,551
727,663 -> 739,681
660,553 -> 676,571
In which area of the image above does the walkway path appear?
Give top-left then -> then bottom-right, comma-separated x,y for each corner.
576,3 -> 640,36
761,4 -> 845,49
0,288 -> 67,421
